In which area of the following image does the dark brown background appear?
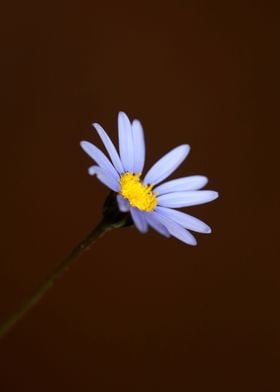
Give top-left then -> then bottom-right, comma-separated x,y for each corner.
0,1 -> 279,391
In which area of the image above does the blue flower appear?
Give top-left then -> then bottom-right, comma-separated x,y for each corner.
81,112 -> 219,245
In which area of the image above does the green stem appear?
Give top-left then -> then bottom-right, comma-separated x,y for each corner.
0,219 -> 113,339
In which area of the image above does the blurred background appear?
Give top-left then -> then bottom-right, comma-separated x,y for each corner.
0,1 -> 279,391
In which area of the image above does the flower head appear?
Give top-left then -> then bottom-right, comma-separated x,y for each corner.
81,112 -> 219,245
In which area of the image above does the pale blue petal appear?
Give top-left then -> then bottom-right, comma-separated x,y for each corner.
157,191 -> 219,208
144,145 -> 190,185
88,165 -> 120,192
118,112 -> 134,172
92,122 -> 124,174
156,206 -> 211,233
154,175 -> 208,195
97,174 -> 119,192
154,211 -> 197,246
88,165 -> 100,175
80,141 -> 119,181
130,207 -> 149,233
117,194 -> 130,212
143,212 -> 170,237
132,119 -> 145,174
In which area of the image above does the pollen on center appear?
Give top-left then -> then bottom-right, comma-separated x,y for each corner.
119,172 -> 157,212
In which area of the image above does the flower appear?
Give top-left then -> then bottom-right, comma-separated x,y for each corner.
80,112 -> 219,245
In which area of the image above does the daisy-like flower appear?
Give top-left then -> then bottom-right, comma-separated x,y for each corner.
80,112 -> 218,245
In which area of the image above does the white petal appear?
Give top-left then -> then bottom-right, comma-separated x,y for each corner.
154,176 -> 208,195
144,145 -> 190,185
92,122 -> 124,174
130,207 -> 149,233
156,206 -> 211,233
132,119 -> 145,174
80,141 -> 119,181
154,211 -> 197,246
157,191 -> 219,208
118,112 -> 134,172
117,194 -> 130,212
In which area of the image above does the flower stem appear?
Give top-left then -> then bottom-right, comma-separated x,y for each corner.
0,219 -> 113,339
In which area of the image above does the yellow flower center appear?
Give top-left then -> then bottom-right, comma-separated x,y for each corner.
119,172 -> 157,212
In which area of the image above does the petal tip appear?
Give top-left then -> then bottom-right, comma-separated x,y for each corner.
88,166 -> 96,175
182,144 -> 191,155
132,118 -> 141,126
80,141 -> 89,150
118,111 -> 128,120
200,176 -> 209,188
213,191 -> 219,200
